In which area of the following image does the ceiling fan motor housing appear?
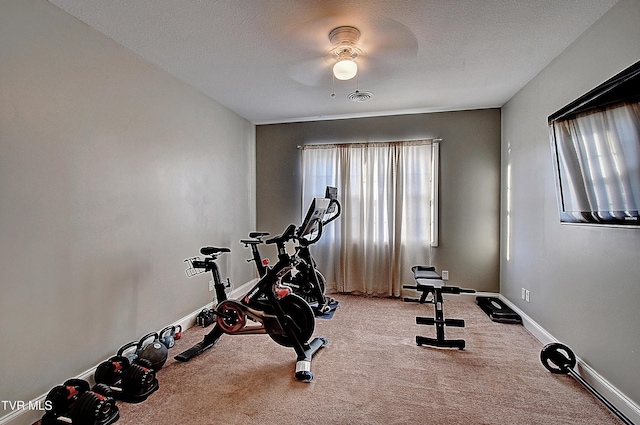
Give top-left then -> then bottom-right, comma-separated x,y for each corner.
329,26 -> 363,59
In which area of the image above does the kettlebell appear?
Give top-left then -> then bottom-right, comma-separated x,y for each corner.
137,332 -> 168,371
159,326 -> 176,349
116,341 -> 140,364
174,324 -> 182,340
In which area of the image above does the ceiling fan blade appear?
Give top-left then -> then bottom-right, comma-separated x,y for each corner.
358,17 -> 419,60
287,57 -> 332,87
279,14 -> 419,86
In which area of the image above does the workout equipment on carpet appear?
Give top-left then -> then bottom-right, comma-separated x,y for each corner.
159,325 -> 177,349
403,266 -> 475,350
137,332 -> 169,371
540,342 -> 634,425
42,378 -> 119,425
115,341 -> 139,364
475,296 -> 522,324
282,186 -> 340,314
196,308 -> 215,327
94,342 -> 159,403
111,332 -> 168,371
241,231 -> 271,278
241,186 -> 341,316
176,201 -> 334,382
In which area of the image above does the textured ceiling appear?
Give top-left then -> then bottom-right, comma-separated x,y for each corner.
48,0 -> 618,125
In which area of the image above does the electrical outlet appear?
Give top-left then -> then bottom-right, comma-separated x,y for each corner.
525,289 -> 530,303
521,288 -> 526,300
209,280 -> 214,292
441,270 -> 449,280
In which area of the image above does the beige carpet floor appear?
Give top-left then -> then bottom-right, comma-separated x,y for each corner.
38,294 -> 625,424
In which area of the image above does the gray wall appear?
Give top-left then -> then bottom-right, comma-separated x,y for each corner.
256,109 -> 501,293
0,0 -> 255,414
501,0 -> 640,405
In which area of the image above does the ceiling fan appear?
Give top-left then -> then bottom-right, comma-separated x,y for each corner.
329,26 -> 363,81
327,26 -> 373,102
284,17 -> 419,100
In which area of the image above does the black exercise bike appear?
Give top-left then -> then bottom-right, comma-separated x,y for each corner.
241,187 -> 341,315
176,199 -> 333,382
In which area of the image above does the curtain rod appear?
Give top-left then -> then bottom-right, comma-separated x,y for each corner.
297,138 -> 442,149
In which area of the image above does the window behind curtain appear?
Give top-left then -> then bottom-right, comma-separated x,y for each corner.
302,140 -> 438,296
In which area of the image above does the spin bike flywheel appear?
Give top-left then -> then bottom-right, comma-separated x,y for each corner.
282,268 -> 326,304
216,300 -> 246,334
268,294 -> 315,348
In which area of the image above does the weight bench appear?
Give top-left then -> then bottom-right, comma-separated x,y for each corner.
403,266 -> 475,350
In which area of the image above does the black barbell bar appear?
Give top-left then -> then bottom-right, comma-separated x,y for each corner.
540,342 -> 634,425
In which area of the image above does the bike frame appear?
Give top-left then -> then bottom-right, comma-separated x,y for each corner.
177,224 -> 327,381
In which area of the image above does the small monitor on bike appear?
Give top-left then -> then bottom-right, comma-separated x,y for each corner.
325,186 -> 338,213
298,197 -> 330,240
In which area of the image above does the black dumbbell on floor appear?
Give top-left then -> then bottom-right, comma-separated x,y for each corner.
94,340 -> 159,404
41,378 -> 119,425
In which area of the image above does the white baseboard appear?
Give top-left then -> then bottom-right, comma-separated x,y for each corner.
5,286 -> 637,425
443,291 -> 639,424
497,294 -> 640,425
0,278 -> 259,425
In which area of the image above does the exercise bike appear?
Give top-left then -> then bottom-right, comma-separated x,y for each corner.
241,187 -> 341,315
175,200 -> 333,382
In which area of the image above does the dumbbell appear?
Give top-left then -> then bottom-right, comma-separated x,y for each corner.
43,379 -> 119,425
94,342 -> 140,387
120,358 -> 156,396
94,356 -> 158,403
45,379 -> 91,416
540,342 -> 633,425
73,383 -> 118,425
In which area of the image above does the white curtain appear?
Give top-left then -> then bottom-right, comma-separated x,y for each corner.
554,102 -> 640,219
302,140 -> 437,296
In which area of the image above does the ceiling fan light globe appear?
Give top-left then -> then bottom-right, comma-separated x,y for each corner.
333,59 -> 357,80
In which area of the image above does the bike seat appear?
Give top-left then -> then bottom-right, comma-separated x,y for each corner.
249,231 -> 269,238
200,246 -> 231,256
240,239 -> 262,245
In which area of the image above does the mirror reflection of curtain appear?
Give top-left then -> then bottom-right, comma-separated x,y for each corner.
555,102 -> 640,218
302,140 -> 436,296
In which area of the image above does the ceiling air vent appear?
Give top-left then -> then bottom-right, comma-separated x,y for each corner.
348,90 -> 374,102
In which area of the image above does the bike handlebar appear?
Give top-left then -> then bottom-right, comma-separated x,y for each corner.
322,199 -> 341,226
265,224 -> 297,246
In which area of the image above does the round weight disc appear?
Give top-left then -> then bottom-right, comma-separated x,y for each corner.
216,300 -> 246,334
540,342 -> 576,374
69,392 -> 99,424
120,364 -> 142,394
94,394 -> 117,422
122,363 -> 155,394
269,294 -> 315,347
91,383 -> 113,398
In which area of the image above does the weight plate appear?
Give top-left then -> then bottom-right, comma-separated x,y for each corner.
540,342 -> 576,374
216,300 -> 246,333
268,294 -> 315,347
